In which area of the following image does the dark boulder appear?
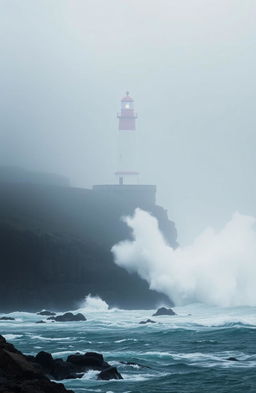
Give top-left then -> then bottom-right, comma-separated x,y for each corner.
36,320 -> 46,324
67,352 -> 108,371
97,366 -> 123,380
0,336 -> 73,393
48,312 -> 86,322
35,351 -> 81,380
152,307 -> 176,316
227,357 -> 239,361
139,319 -> 156,324
37,310 -> 56,316
0,316 -> 15,321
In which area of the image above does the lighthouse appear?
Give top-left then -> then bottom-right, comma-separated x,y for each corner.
115,92 -> 139,185
93,92 -> 156,206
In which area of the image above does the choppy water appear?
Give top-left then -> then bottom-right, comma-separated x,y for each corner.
1,303 -> 256,393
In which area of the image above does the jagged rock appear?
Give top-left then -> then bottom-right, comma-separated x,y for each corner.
152,307 -> 176,316
139,319 -> 156,324
37,310 -> 56,316
0,316 -> 15,321
97,366 -> 123,380
0,335 -> 122,386
227,357 -> 239,361
67,352 -> 109,371
0,180 -> 177,312
35,351 -> 81,380
0,335 -> 73,393
47,312 -> 86,322
36,320 -> 46,324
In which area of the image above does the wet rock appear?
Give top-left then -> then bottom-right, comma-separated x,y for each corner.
139,319 -> 156,324
67,352 -> 109,371
0,316 -> 15,321
0,335 -> 123,385
37,310 -> 56,316
36,320 -> 46,324
97,366 -> 123,380
0,335 -> 73,393
35,351 -> 81,380
47,312 -> 86,322
152,307 -> 176,316
227,357 -> 239,361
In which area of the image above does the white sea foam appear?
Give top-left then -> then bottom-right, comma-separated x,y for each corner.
79,294 -> 109,312
81,370 -> 99,380
3,334 -> 23,340
112,209 -> 256,307
114,338 -> 138,343
31,335 -> 72,341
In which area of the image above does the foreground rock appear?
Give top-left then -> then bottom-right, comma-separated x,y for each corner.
0,335 -> 74,393
47,312 -> 86,322
139,319 -> 156,324
0,335 -> 123,388
152,307 -> 176,316
97,366 -> 123,380
34,351 -> 123,380
37,310 -> 56,316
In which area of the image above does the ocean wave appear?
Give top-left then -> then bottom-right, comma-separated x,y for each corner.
114,338 -> 138,343
2,334 -> 23,340
31,335 -> 73,341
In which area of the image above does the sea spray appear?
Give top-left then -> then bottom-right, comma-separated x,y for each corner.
111,208 -> 256,307
79,294 -> 109,312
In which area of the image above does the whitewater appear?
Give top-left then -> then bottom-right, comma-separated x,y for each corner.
1,299 -> 256,393
2,210 -> 256,392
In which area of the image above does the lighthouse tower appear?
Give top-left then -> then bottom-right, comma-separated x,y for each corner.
115,92 -> 139,185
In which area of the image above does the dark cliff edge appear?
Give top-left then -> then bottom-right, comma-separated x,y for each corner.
0,174 -> 178,311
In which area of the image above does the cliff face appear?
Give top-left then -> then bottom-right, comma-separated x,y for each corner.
0,181 -> 177,311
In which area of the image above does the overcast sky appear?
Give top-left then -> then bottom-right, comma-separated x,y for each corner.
0,0 -> 256,243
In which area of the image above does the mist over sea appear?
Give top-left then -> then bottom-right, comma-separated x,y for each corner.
1,297 -> 256,393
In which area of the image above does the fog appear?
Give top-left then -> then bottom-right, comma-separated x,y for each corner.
0,0 -> 256,243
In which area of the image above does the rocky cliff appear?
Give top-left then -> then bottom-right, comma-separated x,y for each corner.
0,175 -> 177,311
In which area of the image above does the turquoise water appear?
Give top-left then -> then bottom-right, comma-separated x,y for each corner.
1,303 -> 256,393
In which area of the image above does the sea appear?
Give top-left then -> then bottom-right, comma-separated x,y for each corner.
1,301 -> 256,393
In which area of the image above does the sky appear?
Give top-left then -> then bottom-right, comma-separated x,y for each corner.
0,0 -> 256,244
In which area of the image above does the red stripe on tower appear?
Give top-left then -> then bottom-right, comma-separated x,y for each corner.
117,91 -> 138,130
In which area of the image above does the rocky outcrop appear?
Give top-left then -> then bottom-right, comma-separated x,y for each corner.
0,335 -> 74,393
0,335 -> 123,392
139,319 -> 156,324
152,307 -> 176,316
37,310 -> 56,316
97,366 -> 123,380
0,179 -> 177,311
33,350 -> 123,380
0,316 -> 15,321
47,312 -> 86,322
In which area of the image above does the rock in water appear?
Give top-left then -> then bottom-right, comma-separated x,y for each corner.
0,335 -> 74,393
227,357 -> 239,361
139,319 -> 156,324
47,312 -> 86,322
152,307 -> 176,316
67,352 -> 109,371
35,351 -> 81,380
0,316 -> 15,320
37,310 -> 56,316
97,366 -> 123,380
